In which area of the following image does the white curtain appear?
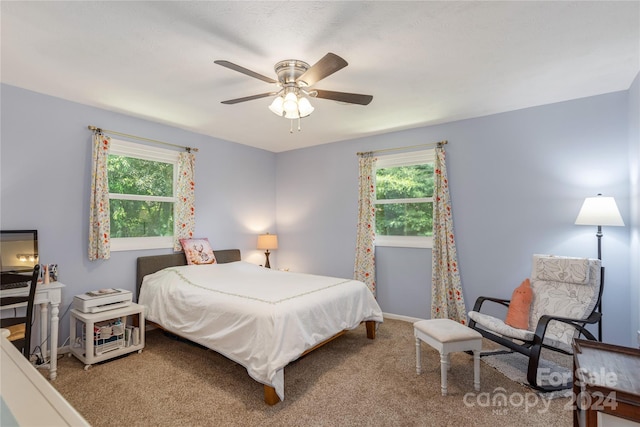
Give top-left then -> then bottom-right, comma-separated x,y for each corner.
354,153 -> 377,295
88,133 -> 111,260
173,152 -> 196,251
431,146 -> 467,324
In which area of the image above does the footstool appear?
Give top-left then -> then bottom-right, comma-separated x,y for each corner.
414,318 -> 482,396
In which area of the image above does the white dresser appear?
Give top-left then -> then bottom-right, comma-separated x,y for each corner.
1,330 -> 89,426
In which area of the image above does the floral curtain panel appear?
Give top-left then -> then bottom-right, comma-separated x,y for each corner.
88,133 -> 111,260
354,152 -> 377,295
431,146 -> 467,324
173,152 -> 196,251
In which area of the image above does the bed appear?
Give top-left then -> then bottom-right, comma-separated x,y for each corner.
136,249 -> 383,405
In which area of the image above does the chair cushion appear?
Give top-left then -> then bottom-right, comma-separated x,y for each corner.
532,254 -> 590,285
6,324 -> 26,341
469,311 -> 533,341
468,311 -> 573,352
505,278 -> 533,329
529,255 -> 601,347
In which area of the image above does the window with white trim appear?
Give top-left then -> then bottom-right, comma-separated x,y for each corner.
108,139 -> 179,251
375,149 -> 435,248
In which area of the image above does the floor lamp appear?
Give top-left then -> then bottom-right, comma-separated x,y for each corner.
575,194 -> 624,341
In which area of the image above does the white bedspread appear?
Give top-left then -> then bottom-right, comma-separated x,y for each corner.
138,261 -> 383,400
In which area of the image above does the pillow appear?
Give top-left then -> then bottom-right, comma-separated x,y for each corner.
180,238 -> 216,265
505,278 -> 533,330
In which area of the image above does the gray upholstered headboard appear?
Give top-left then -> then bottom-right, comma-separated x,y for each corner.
136,249 -> 241,301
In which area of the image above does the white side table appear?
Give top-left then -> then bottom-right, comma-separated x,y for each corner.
414,318 -> 482,396
69,303 -> 144,370
1,281 -> 65,379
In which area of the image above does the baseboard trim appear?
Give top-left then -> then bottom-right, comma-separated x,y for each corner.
382,312 -> 426,324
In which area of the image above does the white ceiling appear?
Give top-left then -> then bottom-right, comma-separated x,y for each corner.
2,1 -> 638,153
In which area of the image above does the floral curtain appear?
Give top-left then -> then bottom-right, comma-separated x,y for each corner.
88,133 -> 111,260
173,151 -> 196,251
354,152 -> 377,295
431,146 -> 467,324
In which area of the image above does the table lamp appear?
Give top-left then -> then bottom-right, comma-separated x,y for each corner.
257,233 -> 278,268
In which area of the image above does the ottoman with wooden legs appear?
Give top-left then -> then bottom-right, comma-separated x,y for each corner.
414,318 -> 482,396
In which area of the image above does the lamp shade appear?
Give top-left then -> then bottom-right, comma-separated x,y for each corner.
268,96 -> 284,116
257,233 -> 278,250
575,195 -> 624,226
297,97 -> 314,117
283,92 -> 298,115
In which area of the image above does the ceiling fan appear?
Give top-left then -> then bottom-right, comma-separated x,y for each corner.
214,53 -> 373,131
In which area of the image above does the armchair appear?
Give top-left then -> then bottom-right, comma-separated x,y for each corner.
468,254 -> 602,392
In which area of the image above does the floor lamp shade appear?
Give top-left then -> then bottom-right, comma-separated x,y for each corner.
574,195 -> 624,227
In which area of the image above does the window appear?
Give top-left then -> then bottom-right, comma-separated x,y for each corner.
375,149 -> 435,248
107,139 -> 179,251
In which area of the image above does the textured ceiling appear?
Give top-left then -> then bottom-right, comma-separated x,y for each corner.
1,1 -> 638,152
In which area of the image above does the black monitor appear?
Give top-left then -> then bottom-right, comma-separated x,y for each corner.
0,230 -> 38,275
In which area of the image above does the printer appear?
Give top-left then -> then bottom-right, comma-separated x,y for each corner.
73,288 -> 132,313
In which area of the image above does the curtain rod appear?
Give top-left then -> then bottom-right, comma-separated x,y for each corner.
88,125 -> 198,153
357,140 -> 447,156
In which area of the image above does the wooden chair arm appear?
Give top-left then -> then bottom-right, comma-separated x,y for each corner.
471,296 -> 511,312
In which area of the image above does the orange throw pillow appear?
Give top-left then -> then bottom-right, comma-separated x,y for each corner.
505,278 -> 533,330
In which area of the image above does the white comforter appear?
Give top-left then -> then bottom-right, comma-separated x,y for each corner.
138,261 -> 383,400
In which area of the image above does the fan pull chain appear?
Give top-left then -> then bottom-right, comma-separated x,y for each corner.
288,117 -> 302,134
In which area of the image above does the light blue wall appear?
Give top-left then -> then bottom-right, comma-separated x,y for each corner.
629,72 -> 640,347
0,84 -> 277,344
1,82 -> 637,349
276,91 -> 634,346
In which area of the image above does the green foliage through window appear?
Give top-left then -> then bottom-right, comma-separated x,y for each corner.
108,155 -> 173,197
107,153 -> 175,238
375,163 -> 434,237
109,200 -> 173,238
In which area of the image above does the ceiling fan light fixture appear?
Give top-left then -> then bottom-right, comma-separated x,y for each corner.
217,53 -> 373,132
283,92 -> 298,115
268,96 -> 284,116
284,109 -> 300,120
298,96 -> 314,117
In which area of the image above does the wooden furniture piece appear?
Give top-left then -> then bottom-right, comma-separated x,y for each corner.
69,303 -> 145,370
469,254 -> 602,392
136,249 -> 380,405
572,339 -> 640,427
1,265 -> 40,357
0,280 -> 65,380
1,330 -> 90,426
414,319 -> 482,396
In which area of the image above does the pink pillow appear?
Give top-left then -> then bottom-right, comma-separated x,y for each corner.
180,238 -> 216,265
505,278 -> 533,330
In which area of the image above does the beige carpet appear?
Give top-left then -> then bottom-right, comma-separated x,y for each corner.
481,351 -> 573,399
48,318 -> 573,426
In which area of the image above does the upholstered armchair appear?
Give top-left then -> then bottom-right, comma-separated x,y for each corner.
468,254 -> 602,391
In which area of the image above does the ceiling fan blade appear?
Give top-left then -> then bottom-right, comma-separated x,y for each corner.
214,60 -> 277,84
297,53 -> 348,86
313,90 -> 373,105
221,92 -> 278,105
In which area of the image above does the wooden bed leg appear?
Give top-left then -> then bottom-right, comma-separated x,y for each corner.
365,321 -> 376,339
264,385 -> 280,405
